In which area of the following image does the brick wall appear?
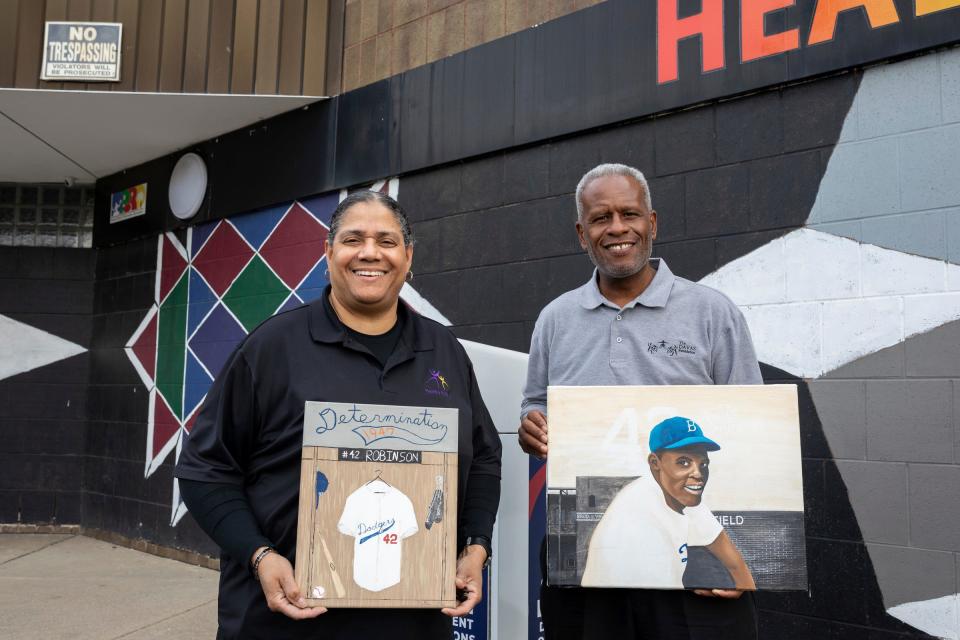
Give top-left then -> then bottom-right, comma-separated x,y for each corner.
399,56 -> 957,636
69,21 -> 960,637
809,51 -> 960,261
815,326 -> 960,612
341,0 -> 604,92
401,72 -> 858,347
692,52 -> 960,636
85,236 -> 216,555
0,247 -> 93,525
803,48 -> 960,637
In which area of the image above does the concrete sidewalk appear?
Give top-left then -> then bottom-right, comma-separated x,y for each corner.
0,533 -> 219,640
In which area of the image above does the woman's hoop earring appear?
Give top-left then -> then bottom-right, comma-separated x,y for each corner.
324,269 -> 329,278
405,271 -> 414,282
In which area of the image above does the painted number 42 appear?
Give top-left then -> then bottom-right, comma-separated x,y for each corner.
382,533 -> 398,544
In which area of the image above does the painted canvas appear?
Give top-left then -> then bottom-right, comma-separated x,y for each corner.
546,384 -> 805,591
295,401 -> 459,608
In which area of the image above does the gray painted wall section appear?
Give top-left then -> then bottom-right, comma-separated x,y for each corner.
809,46 -> 960,263
809,318 -> 960,609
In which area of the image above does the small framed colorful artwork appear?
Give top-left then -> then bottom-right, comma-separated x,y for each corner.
295,401 -> 459,608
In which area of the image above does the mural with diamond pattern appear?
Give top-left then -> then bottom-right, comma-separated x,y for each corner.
70,2 -> 959,636
125,189 -> 359,523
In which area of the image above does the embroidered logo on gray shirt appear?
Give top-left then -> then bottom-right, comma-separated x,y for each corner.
647,340 -> 697,357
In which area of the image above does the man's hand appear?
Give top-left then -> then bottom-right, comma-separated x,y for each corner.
519,410 -> 549,459
693,589 -> 744,599
441,545 -> 486,617
254,550 -> 327,619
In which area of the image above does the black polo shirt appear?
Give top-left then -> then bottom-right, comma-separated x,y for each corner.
175,290 -> 502,639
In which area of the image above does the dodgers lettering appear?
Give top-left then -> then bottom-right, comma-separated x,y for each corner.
357,518 -> 395,545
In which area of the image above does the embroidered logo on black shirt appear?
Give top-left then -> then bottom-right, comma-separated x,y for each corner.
424,369 -> 450,397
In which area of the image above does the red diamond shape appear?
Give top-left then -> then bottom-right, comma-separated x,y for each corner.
260,203 -> 328,289
184,405 -> 200,435
132,311 -> 158,381
192,222 -> 254,296
153,393 -> 181,458
159,235 -> 188,303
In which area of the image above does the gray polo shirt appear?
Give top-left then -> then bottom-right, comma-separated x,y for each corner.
521,259 -> 762,417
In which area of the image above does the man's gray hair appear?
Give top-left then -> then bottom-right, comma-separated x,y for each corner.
575,163 -> 652,220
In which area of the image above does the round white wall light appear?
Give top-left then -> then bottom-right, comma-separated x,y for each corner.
168,152 -> 208,220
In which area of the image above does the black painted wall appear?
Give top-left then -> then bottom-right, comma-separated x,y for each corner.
758,369 -> 931,638
0,247 -> 93,525
93,0 -> 960,247
404,72 -> 859,351
401,72 -> 930,638
84,235 -> 216,554
77,3 -> 958,633
83,66 -> 928,637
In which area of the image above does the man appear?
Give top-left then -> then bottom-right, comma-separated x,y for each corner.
581,416 -> 755,592
518,164 -> 762,639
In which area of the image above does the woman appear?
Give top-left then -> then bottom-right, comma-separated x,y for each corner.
176,191 -> 502,639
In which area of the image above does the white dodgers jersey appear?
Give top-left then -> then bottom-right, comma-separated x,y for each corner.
337,480 -> 419,592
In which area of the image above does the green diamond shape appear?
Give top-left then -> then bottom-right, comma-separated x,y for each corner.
156,271 -> 188,420
222,255 -> 290,332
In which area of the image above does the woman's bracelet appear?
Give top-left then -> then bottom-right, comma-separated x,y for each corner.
252,546 -> 276,580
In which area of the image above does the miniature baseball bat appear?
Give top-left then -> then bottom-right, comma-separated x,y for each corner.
315,472 -> 346,598
318,535 -> 345,597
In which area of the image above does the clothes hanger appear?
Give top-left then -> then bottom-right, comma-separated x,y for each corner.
365,469 -> 392,488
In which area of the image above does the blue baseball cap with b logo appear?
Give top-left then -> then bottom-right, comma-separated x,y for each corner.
648,416 -> 721,453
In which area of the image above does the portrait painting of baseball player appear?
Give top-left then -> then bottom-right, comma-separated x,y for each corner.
545,384 -> 806,591
580,417 -> 756,590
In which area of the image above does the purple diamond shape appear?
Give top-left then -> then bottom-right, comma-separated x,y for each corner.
277,292 -> 304,314
188,303 -> 247,379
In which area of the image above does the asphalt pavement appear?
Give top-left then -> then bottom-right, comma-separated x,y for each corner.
0,533 -> 219,640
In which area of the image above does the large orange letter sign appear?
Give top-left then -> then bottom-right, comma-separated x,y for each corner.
657,0 -> 725,84
916,0 -> 960,15
808,0 -> 899,44
742,0 -> 801,62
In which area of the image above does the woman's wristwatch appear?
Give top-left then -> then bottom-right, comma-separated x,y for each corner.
463,535 -> 492,568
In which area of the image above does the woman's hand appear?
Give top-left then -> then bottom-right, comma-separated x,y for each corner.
441,545 -> 487,617
254,549 -> 328,620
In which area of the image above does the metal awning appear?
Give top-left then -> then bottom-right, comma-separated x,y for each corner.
0,89 -> 324,184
